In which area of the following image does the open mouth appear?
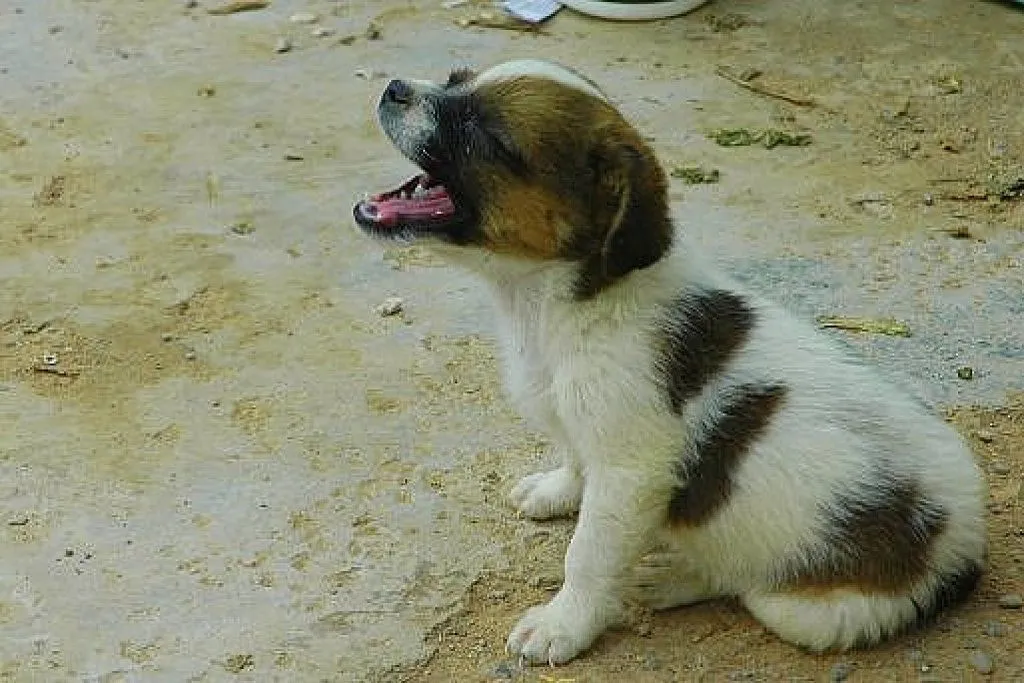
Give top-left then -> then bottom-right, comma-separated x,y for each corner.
353,173 -> 457,234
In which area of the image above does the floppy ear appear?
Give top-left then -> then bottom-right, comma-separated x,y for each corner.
577,138 -> 672,298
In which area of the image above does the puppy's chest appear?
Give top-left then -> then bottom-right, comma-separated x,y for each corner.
496,310 -> 646,429
499,321 -> 556,413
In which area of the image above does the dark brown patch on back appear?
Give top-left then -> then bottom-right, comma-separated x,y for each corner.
657,290 -> 756,414
669,382 -> 787,525
785,480 -> 950,594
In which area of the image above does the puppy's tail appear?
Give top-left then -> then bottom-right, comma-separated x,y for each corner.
741,559 -> 983,652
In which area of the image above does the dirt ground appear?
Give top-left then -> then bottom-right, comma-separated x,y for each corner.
1,1 -> 1022,682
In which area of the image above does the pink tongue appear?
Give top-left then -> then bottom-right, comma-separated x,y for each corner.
370,186 -> 455,226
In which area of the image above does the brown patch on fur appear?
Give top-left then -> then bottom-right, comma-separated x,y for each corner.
472,76 -> 673,292
657,290 -> 757,414
783,481 -> 949,595
479,182 -> 566,258
669,383 -> 787,525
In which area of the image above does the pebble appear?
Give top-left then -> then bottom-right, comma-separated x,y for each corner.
990,461 -> 1010,475
354,69 -> 387,80
289,12 -> 318,24
636,621 -> 653,637
956,366 -> 974,380
486,589 -> 508,602
311,26 -> 335,38
184,0 -> 199,8
923,193 -> 934,206
184,351 -> 197,361
830,662 -> 854,682
982,620 -> 1006,637
274,37 -> 292,54
161,332 -> 174,342
997,593 -> 1023,609
969,649 -> 994,675
375,297 -> 404,317
976,430 -> 995,443
488,661 -> 514,679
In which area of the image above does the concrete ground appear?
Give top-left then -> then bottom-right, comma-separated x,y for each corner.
1,1 -> 1022,682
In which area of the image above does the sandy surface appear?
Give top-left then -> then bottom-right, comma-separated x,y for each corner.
1,1 -> 1022,682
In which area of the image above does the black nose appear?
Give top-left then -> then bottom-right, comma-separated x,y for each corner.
383,79 -> 413,105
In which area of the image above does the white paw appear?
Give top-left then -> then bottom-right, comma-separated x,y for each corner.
509,466 -> 583,520
505,596 -> 602,666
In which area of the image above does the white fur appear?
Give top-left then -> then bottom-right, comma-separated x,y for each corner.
474,59 -> 609,102
437,244 -> 986,665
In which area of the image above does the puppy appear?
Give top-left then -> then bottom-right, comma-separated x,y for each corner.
353,59 -> 987,665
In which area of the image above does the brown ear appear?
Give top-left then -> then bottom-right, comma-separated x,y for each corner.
576,139 -> 672,298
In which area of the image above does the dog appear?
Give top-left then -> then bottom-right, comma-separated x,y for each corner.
353,59 -> 987,666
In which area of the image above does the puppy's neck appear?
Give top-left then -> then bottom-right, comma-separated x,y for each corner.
455,242 -> 709,335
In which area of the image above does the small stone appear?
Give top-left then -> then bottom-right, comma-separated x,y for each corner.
274,37 -> 293,54
311,26 -> 335,37
48,25 -> 64,34
990,461 -> 1010,475
976,430 -> 995,443
197,85 -> 216,97
354,68 -> 387,80
486,589 -> 508,602
636,622 -> 653,637
923,193 -> 934,206
982,620 -> 1006,637
830,662 -> 854,682
374,297 -> 404,317
161,332 -> 174,342
289,12 -> 318,24
283,151 -> 304,161
184,351 -> 197,361
364,21 -> 382,40
489,661 -> 514,679
184,0 -> 199,8
969,649 -> 994,675
997,593 -> 1023,609
956,366 -> 974,380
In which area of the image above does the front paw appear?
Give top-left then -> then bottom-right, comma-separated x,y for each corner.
510,466 -> 583,520
506,596 -> 603,666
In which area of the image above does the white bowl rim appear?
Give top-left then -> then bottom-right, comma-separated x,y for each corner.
559,0 -> 712,21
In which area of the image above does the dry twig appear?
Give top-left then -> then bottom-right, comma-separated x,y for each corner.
715,66 -> 825,110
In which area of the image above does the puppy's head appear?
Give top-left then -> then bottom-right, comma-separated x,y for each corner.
354,59 -> 672,297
